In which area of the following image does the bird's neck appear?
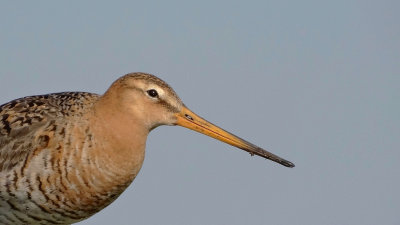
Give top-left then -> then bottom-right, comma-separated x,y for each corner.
86,94 -> 149,187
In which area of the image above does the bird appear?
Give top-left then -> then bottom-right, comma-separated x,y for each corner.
0,72 -> 294,224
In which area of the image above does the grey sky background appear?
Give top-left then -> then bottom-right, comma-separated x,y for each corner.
1,1 -> 399,225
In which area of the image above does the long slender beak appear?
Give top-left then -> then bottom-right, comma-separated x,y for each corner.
174,106 -> 295,168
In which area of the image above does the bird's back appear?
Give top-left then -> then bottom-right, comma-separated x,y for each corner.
0,92 -> 100,224
0,92 -> 99,172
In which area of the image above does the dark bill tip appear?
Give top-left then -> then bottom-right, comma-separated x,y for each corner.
280,160 -> 295,168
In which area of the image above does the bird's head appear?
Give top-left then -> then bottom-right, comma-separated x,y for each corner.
104,72 -> 184,130
102,72 -> 294,168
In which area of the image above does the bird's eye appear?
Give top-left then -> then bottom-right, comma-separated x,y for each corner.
146,89 -> 159,98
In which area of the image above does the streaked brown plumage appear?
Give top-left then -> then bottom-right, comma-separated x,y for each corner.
0,72 -> 294,224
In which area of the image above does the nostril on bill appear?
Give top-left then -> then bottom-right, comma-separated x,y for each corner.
185,114 -> 194,121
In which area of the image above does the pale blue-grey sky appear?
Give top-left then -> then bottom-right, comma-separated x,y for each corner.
1,1 -> 399,224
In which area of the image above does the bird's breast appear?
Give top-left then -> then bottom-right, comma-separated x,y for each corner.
0,115 -> 147,224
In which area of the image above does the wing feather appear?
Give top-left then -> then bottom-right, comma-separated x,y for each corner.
0,92 -> 99,172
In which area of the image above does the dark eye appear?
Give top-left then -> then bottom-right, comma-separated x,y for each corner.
147,89 -> 159,98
